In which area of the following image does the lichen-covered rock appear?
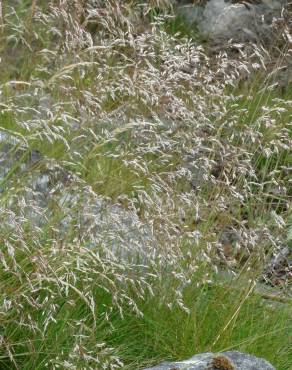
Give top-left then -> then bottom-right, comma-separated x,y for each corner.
144,351 -> 275,369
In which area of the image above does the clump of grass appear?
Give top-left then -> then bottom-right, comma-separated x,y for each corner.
0,1 -> 291,369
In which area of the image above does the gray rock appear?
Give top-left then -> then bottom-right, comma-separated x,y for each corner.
144,351 -> 275,369
263,246 -> 292,290
177,0 -> 287,43
0,132 -> 155,262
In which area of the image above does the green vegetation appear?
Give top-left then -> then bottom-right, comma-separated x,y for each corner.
0,1 -> 291,369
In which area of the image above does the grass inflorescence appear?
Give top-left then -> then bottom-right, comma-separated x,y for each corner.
0,1 -> 291,369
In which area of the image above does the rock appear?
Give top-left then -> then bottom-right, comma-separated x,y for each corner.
262,246 -> 292,290
143,351 -> 275,370
176,0 -> 287,43
0,132 -> 155,262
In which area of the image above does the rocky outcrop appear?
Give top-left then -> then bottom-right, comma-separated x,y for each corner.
177,0 -> 288,43
144,351 -> 275,370
0,132 -> 154,262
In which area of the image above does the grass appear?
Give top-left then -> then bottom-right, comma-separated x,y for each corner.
112,280 -> 292,369
0,1 -> 291,369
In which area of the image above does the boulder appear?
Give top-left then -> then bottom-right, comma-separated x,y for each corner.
144,351 -> 275,369
0,132 -> 154,262
177,0 -> 287,43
